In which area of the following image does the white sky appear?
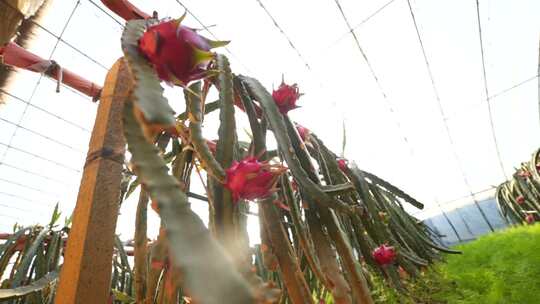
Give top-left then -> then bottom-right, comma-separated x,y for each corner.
0,0 -> 539,241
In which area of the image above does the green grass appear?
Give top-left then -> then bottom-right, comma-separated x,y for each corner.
323,225 -> 540,303
407,223 -> 540,304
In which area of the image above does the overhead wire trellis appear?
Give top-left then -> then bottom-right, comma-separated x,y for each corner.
254,0 -> 312,71
0,0 -> 90,231
331,0 -> 477,241
0,88 -> 91,132
0,0 -> 537,243
443,73 -> 540,121
252,0 -> 351,142
406,0 -> 494,234
0,190 -> 55,204
330,0 -> 397,46
333,0 -> 413,152
0,162 -> 74,186
0,0 -> 82,163
0,142 -> 81,172
0,117 -> 85,153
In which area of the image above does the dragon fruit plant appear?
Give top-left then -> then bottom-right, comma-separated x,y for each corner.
0,206 -> 68,303
116,16 -> 458,304
496,149 -> 540,226
0,205 -> 136,304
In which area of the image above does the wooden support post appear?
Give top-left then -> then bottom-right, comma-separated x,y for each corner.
55,58 -> 131,304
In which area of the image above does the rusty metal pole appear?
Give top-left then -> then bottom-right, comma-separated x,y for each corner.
55,58 -> 131,304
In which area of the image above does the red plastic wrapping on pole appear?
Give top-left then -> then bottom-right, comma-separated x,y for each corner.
0,42 -> 102,100
100,0 -> 150,21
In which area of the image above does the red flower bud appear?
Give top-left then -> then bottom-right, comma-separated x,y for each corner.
139,18 -> 228,85
337,158 -> 348,171
272,81 -> 301,114
296,124 -> 309,141
225,156 -> 287,202
525,214 -> 535,224
372,244 -> 396,266
516,195 -> 526,205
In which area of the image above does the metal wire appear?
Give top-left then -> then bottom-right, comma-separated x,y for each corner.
0,117 -> 85,153
85,0 -> 125,28
488,74 -> 539,101
0,202 -> 38,213
0,142 -> 81,173
435,201 -> 463,242
413,186 -> 496,216
333,0 -> 413,152
0,213 -> 23,221
30,20 -> 109,70
331,0 -> 397,46
0,89 -> 90,132
0,190 -> 58,205
444,74 -> 540,121
254,0 -> 312,71
0,162 -> 75,186
0,177 -> 60,197
474,0 -> 508,180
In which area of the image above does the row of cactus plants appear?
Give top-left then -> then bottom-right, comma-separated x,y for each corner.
0,205 -> 65,303
117,16 -> 457,303
0,14 -> 458,304
0,206 -> 137,303
496,148 -> 540,225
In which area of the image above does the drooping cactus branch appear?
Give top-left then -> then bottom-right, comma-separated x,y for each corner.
240,76 -> 360,216
186,82 -> 226,181
123,99 -> 255,303
121,19 -> 176,132
133,189 -> 148,303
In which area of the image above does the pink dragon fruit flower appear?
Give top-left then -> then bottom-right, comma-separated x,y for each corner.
525,214 -> 535,224
224,156 -> 287,202
272,80 -> 301,114
138,17 -> 228,85
296,124 -> 309,141
516,195 -> 526,205
337,158 -> 348,171
372,244 -> 397,266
